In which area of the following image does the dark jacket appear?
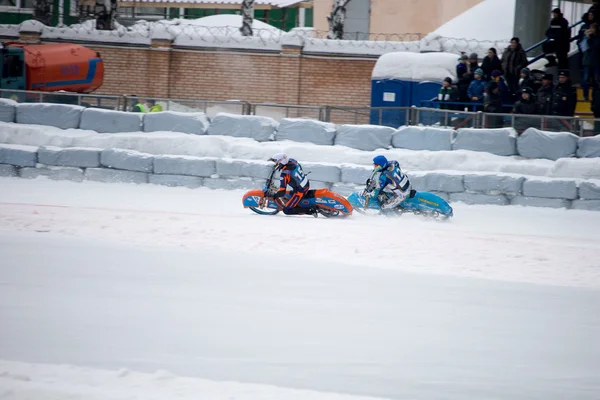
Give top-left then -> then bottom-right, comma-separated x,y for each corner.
518,77 -> 536,93
552,82 -> 578,116
495,77 -> 511,105
435,85 -> 460,109
501,44 -> 528,77
582,33 -> 600,68
481,55 -> 502,81
592,87 -> 600,117
456,62 -> 469,80
546,16 -> 571,53
484,90 -> 503,113
457,73 -> 473,103
537,85 -> 554,115
514,96 -> 540,115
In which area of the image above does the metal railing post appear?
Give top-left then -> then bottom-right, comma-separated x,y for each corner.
378,108 -> 382,125
444,110 -> 449,127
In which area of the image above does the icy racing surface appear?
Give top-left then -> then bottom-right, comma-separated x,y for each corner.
1,177 -> 599,400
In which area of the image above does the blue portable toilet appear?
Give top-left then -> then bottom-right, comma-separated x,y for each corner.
370,52 -> 459,127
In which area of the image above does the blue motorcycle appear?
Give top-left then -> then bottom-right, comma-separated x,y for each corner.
347,174 -> 453,219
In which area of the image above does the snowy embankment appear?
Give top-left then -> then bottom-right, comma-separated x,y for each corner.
0,360 -> 386,400
0,121 -> 598,179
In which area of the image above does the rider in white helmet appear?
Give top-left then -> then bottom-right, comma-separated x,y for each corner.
266,153 -> 317,216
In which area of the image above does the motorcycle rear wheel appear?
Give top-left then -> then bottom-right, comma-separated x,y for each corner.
249,206 -> 280,216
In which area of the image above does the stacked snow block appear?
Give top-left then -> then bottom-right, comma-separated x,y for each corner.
86,148 -> 154,184
20,166 -> 84,182
334,124 -> 395,151
0,164 -> 18,177
517,128 -> 579,160
577,136 -> 600,158
410,172 -> 464,193
340,165 -> 372,185
463,174 -> 524,195
207,113 -> 277,142
80,108 -> 143,133
302,163 -> 341,184
453,128 -> 517,156
449,192 -> 509,205
276,118 -> 336,146
38,146 -> 101,168
216,159 -> 272,180
16,103 -> 84,130
0,144 -> 38,167
0,98 -> 17,122
203,177 -> 259,190
510,178 -> 578,208
143,111 -> 210,135
573,181 -> 600,210
392,126 -> 453,151
152,155 -> 213,189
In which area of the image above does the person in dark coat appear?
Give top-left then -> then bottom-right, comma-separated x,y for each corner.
501,37 -> 528,95
481,47 -> 503,81
456,54 -> 469,80
435,77 -> 460,125
490,70 -> 511,110
577,12 -> 595,69
467,68 -> 487,110
536,73 -> 555,115
468,53 -> 480,74
591,82 -> 600,134
484,81 -> 504,128
588,0 -> 600,24
518,68 -> 536,94
581,23 -> 600,100
545,8 -> 571,70
514,87 -> 540,132
552,70 -> 578,117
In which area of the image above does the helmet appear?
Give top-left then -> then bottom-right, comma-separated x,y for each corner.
268,152 -> 289,169
372,155 -> 388,172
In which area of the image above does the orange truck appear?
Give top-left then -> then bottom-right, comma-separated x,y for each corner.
0,42 -> 104,94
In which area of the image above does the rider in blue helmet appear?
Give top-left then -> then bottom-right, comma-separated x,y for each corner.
368,155 -> 411,210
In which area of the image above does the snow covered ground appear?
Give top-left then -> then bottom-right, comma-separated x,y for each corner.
1,177 -> 600,399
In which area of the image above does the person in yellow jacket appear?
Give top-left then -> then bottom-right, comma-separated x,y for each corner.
148,99 -> 163,112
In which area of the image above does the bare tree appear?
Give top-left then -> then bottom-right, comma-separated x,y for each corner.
327,0 -> 351,40
96,0 -> 117,30
33,0 -> 53,26
240,0 -> 255,37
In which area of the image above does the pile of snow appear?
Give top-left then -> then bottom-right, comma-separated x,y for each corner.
372,52 -> 458,82
0,360 -> 387,400
1,121 -> 599,180
434,0 -> 515,42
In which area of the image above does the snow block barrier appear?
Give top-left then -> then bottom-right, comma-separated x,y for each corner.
0,99 -> 16,123
571,199 -> 600,211
302,163 -> 341,183
207,113 -> 277,142
100,149 -> 154,173
330,183 -> 362,196
216,159 -> 272,179
0,144 -> 38,167
203,177 -> 258,190
340,165 -> 372,185
153,155 -> 216,177
579,181 -> 600,200
453,128 -> 517,156
143,111 -> 210,135
38,146 -> 101,168
149,174 -> 203,189
411,173 -> 464,193
522,179 -> 578,199
576,136 -> 600,158
392,126 -> 453,151
0,163 -> 17,177
449,192 -> 509,206
80,108 -> 143,133
276,118 -> 336,146
517,128 -> 579,161
334,124 -> 395,151
85,168 -> 148,184
463,174 -> 524,195
16,103 -> 84,130
19,166 -> 84,182
511,196 -> 571,209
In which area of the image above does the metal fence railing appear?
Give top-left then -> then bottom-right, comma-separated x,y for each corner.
1,88 -> 598,136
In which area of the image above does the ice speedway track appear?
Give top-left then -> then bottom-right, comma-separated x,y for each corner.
1,178 -> 600,400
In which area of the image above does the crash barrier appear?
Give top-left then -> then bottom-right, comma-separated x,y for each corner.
1,144 -> 599,211
1,99 -> 599,161
3,89 -> 599,135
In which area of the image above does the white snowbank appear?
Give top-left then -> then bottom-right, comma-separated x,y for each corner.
372,52 -> 458,82
0,360 -> 388,400
434,0 -> 516,41
1,122 -> 599,180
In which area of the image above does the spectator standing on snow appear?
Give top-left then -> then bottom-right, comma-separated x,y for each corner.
537,73 -> 555,115
501,37 -> 528,95
436,77 -> 460,108
577,12 -> 595,69
456,54 -> 469,79
514,87 -> 540,131
481,48 -> 502,81
456,54 -> 473,104
518,68 -> 536,95
552,70 -> 578,117
468,69 -> 487,110
468,53 -> 480,74
490,70 -> 511,108
581,23 -> 600,100
545,8 -> 571,70
484,81 -> 504,128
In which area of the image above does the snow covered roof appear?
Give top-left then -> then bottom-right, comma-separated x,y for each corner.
433,0 -> 515,41
116,0 -> 311,8
372,52 -> 459,82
